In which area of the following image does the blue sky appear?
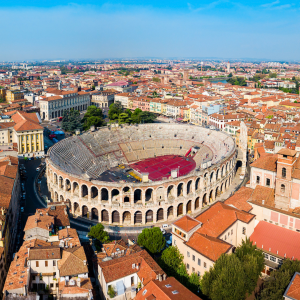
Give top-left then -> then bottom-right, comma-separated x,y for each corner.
0,0 -> 299,61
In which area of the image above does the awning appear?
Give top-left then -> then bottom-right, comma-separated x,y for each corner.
116,280 -> 125,295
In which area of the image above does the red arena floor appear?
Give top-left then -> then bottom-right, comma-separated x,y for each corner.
130,155 -> 196,181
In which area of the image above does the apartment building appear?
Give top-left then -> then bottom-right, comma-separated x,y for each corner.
39,89 -> 90,120
172,202 -> 255,276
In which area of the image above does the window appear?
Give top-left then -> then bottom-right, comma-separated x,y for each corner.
281,184 -> 285,193
270,256 -> 276,262
45,261 -> 48,267
36,261 -> 39,267
278,259 -> 283,265
174,240 -> 176,246
242,227 -> 246,235
187,251 -> 190,258
142,289 -> 147,296
197,271 -> 201,277
224,235 -> 227,240
266,178 -> 270,187
256,176 -> 260,184
282,167 -> 286,178
204,262 -> 207,268
192,267 -> 195,272
192,255 -> 195,261
264,253 -> 269,259
53,260 -> 56,266
231,229 -> 233,235
198,258 -> 201,266
186,264 -> 190,269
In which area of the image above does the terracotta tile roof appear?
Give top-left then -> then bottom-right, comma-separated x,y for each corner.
250,154 -> 278,172
278,148 -> 297,157
224,187 -> 254,212
98,249 -> 165,285
37,205 -> 70,227
24,213 -> 54,232
58,277 -> 92,295
249,185 -> 275,207
284,273 -> 300,300
136,277 -> 202,300
58,246 -> 88,277
29,247 -> 61,260
11,111 -> 42,131
250,221 -> 300,260
173,215 -> 201,232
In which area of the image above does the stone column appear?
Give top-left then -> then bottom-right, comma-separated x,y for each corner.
142,213 -> 146,225
142,189 -> 146,206
24,135 -> 27,154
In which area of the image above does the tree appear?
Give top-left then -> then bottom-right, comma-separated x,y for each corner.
269,72 -> 277,78
258,259 -> 300,300
188,272 -> 201,294
160,246 -> 183,276
152,77 -> 160,83
88,223 -> 110,244
108,102 -> 123,121
139,111 -> 157,123
61,109 -> 82,133
137,227 -> 165,254
176,263 -> 189,286
201,254 -> 247,300
118,113 -> 131,124
125,108 -> 132,117
82,106 -> 105,130
131,108 -> 142,124
228,73 -> 233,78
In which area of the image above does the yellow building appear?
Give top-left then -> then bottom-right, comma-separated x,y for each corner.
183,108 -> 191,122
5,90 -> 23,103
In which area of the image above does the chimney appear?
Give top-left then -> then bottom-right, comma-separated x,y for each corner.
35,218 -> 38,224
83,260 -> 87,266
70,243 -> 72,249
163,274 -> 167,281
158,274 -> 162,282
64,207 -> 67,215
77,278 -> 81,287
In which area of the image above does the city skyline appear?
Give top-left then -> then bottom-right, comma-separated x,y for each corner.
1,0 -> 299,61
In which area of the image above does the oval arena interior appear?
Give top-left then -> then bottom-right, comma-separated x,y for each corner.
47,124 -> 237,226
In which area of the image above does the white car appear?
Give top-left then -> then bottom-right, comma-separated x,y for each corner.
36,167 -> 41,171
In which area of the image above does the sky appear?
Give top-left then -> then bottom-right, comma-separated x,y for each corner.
0,0 -> 299,61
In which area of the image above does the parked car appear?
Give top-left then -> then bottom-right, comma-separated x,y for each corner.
20,207 -> 24,213
36,167 -> 41,171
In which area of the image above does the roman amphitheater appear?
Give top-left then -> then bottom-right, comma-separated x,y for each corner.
46,123 -> 237,226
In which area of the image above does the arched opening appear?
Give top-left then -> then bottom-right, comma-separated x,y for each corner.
65,199 -> 71,209
74,202 -> 80,214
167,206 -> 173,219
123,186 -> 130,193
112,211 -> 120,223
209,190 -> 214,203
177,203 -> 183,216
225,180 -> 228,190
145,189 -> 153,202
134,211 -> 142,224
101,188 -> 109,201
123,211 -> 131,224
221,166 -> 224,177
65,179 -> 71,192
195,197 -> 200,209
186,200 -> 192,213
146,210 -> 153,223
216,186 -> 220,199
82,205 -> 88,218
59,195 -> 64,202
236,160 -> 242,172
282,168 -> 286,178
73,182 -> 79,196
216,169 -> 219,181
167,185 -> 175,199
134,189 -> 142,203
187,180 -> 192,195
156,187 -> 164,201
111,189 -> 120,201
54,192 -> 58,202
195,178 -> 200,191
210,172 -> 214,183
101,210 -> 109,222
59,176 -> 64,189
81,185 -> 88,198
157,208 -> 164,222
281,184 -> 285,193
91,186 -> 98,199
203,193 -> 208,207
124,196 -> 130,203
177,183 -> 184,197
92,208 -> 99,221
54,174 -> 58,185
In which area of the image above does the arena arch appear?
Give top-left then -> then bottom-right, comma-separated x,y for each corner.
210,171 -> 214,183
177,183 -> 184,197
134,211 -> 142,224
187,180 -> 192,195
195,178 -> 200,191
59,195 -> 64,202
73,182 -> 79,196
203,193 -> 208,207
186,200 -> 192,214
101,209 -> 109,222
101,188 -> 109,201
58,176 -> 64,189
74,202 -> 80,214
167,206 -> 173,219
92,208 -> 99,221
134,189 -> 142,203
177,203 -> 183,216
65,179 -> 71,192
90,186 -> 98,200
145,188 -> 153,202
157,208 -> 164,222
82,205 -> 88,218
146,210 -> 153,223
111,189 -> 120,200
65,199 -> 71,209
54,173 -> 58,185
156,187 -> 164,201
112,211 -> 120,223
123,186 -> 130,193
167,185 -> 175,199
209,190 -> 214,203
123,211 -> 131,224
81,185 -> 88,199
216,169 -> 220,181
54,191 -> 58,202
195,197 -> 200,210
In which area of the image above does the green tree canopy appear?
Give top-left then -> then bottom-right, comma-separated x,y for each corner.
269,72 -> 277,78
108,102 -> 123,120
137,227 -> 165,254
258,259 -> 300,300
82,105 -> 105,130
118,112 -> 131,124
139,111 -> 157,123
88,223 -> 110,244
152,77 -> 160,82
62,109 -> 82,133
160,246 -> 183,276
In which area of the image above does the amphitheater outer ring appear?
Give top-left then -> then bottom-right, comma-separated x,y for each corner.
46,124 -> 237,226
